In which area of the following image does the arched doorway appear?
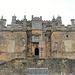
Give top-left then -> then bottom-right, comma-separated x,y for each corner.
35,48 -> 39,55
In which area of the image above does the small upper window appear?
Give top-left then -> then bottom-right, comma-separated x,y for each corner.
66,34 -> 69,38
35,22 -> 39,28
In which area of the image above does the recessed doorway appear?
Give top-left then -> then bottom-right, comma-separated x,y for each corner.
35,48 -> 39,55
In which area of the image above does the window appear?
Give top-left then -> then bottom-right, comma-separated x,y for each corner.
66,34 -> 69,38
35,22 -> 39,28
18,25 -> 22,28
54,50 -> 57,58
44,25 -> 46,30
35,36 -> 39,39
54,52 -> 56,58
34,36 -> 39,42
44,34 -> 46,41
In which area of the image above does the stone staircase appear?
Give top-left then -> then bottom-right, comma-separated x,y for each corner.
28,68 -> 48,75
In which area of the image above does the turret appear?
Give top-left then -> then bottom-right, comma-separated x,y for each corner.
52,15 -> 56,22
23,14 -> 27,24
57,15 -> 61,20
23,14 -> 27,29
71,19 -> 75,26
12,15 -> 16,25
32,15 -> 42,29
56,15 -> 62,26
24,14 -> 26,20
32,15 -> 34,19
0,15 -> 7,27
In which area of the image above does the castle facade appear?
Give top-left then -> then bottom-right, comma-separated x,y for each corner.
0,15 -> 75,62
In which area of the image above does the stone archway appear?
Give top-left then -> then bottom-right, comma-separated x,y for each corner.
35,48 -> 39,55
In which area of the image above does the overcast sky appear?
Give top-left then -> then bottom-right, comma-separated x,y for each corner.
0,0 -> 75,25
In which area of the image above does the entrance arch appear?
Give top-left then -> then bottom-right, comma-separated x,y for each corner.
35,48 -> 39,55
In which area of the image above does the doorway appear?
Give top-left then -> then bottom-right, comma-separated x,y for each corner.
35,48 -> 39,55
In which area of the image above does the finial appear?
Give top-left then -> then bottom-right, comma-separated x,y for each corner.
24,12 -> 26,20
53,15 -> 55,20
24,15 -> 26,20
1,15 -> 3,20
53,15 -> 55,19
32,15 -> 34,18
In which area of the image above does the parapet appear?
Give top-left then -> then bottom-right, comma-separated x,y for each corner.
32,15 -> 42,21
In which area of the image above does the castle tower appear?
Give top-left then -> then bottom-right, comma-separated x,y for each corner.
0,15 -> 7,27
57,15 -> 61,20
56,15 -> 62,26
32,15 -> 42,29
23,14 -> 27,29
23,14 -> 27,25
52,15 -> 55,22
12,15 -> 16,25
71,19 -> 75,26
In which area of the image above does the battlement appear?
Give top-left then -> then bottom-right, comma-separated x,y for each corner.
32,15 -> 42,21
55,25 -> 75,31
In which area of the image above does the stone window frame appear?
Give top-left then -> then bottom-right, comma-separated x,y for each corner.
35,22 -> 39,28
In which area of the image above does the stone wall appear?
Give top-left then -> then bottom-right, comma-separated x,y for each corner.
0,31 -> 27,61
0,58 -> 75,75
51,31 -> 75,59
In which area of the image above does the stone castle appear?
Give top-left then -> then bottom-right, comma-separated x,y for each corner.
0,14 -> 75,62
